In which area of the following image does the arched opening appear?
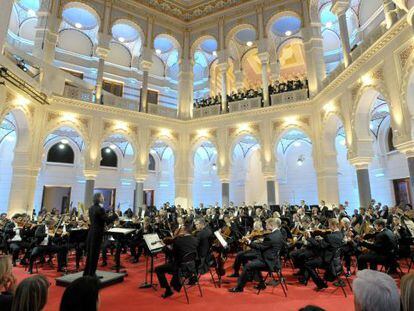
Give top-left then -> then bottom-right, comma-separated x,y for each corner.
146,140 -> 175,207
47,142 -> 75,164
192,37 -> 218,106
230,135 -> 266,205
192,141 -> 220,207
34,126 -> 84,214
0,113 -> 17,213
276,130 -> 318,204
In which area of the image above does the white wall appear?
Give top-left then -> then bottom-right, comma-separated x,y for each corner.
277,142 -> 318,205
0,135 -> 16,214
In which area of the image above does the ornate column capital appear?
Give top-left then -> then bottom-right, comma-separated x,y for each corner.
348,156 -> 372,170
95,46 -> 110,60
331,0 -> 350,16
83,170 -> 99,180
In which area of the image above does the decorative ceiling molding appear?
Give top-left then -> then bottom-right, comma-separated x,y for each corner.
132,0 -> 255,21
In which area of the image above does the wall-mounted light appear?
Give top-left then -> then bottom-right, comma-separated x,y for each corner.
325,21 -> 333,29
118,37 -> 125,43
361,74 -> 373,86
284,116 -> 298,125
58,143 -> 66,150
297,155 -> 305,166
155,49 -> 162,55
15,95 -> 30,106
105,148 -> 111,154
109,144 -> 116,150
60,138 -> 69,144
75,23 -> 82,29
212,163 -> 217,171
212,51 -> 217,56
27,9 -> 36,17
294,141 -> 301,147
246,41 -> 253,47
285,30 -> 292,36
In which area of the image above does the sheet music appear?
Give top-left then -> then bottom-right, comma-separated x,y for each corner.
214,230 -> 228,248
107,228 -> 136,235
143,233 -> 164,252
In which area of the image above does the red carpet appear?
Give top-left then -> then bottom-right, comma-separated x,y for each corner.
13,253 -> 363,311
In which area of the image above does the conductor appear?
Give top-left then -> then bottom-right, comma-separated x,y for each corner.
83,193 -> 118,277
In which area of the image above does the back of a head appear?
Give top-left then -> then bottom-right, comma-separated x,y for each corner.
353,270 -> 399,311
401,273 -> 414,311
11,275 -> 49,311
0,255 -> 13,287
299,306 -> 326,311
60,276 -> 100,311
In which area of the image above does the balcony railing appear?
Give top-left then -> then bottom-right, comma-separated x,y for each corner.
271,89 -> 309,105
63,84 -> 94,103
148,103 -> 177,119
228,97 -> 262,113
193,104 -> 221,118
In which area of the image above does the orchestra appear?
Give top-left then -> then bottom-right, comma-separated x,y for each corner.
1,197 -> 413,298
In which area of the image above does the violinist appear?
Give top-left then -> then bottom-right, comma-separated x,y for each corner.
356,218 -> 397,271
228,220 -> 266,278
390,216 -> 411,257
340,217 -> 357,277
194,218 -> 213,273
28,219 -> 68,274
300,218 -> 344,291
228,218 -> 285,293
155,219 -> 198,299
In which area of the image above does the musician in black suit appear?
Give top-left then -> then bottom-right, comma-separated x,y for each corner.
155,220 -> 199,298
195,218 -> 212,259
357,218 -> 397,271
300,218 -> 344,290
229,217 -> 285,292
83,193 -> 118,277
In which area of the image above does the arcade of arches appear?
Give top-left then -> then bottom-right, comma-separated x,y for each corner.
2,0 -> 414,216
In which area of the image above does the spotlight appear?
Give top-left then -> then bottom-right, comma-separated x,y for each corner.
285,30 -> 292,36
27,9 -> 36,17
297,155 -> 305,166
326,21 -> 333,29
75,23 -> 82,29
60,139 -> 69,144
294,141 -> 301,147
118,37 -> 125,43
212,51 -> 217,56
105,148 -> 111,154
58,143 -> 66,150
109,144 -> 116,150
246,41 -> 253,47
155,49 -> 162,55
212,163 -> 217,171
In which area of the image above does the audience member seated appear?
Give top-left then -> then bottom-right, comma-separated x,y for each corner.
269,77 -> 308,95
298,306 -> 326,311
0,255 -> 16,311
401,272 -> 414,311
353,270 -> 399,311
194,95 -> 222,108
60,276 -> 100,311
11,275 -> 49,311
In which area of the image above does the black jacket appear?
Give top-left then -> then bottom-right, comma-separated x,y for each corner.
172,234 -> 199,265
308,230 -> 344,263
362,228 -> 397,256
196,226 -> 213,258
249,229 -> 284,270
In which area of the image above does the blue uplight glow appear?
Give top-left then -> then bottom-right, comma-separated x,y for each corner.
112,23 -> 139,42
154,37 -> 174,54
62,7 -> 98,29
271,15 -> 301,36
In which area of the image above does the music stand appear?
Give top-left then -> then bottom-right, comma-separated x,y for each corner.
106,228 -> 136,274
139,233 -> 164,290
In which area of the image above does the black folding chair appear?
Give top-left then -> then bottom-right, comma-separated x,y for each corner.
257,254 -> 288,297
178,251 -> 203,304
328,248 -> 353,298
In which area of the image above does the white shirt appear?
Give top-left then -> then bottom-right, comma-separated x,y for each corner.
11,222 -> 22,242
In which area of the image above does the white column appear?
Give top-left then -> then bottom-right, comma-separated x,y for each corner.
331,0 -> 352,67
217,62 -> 228,113
33,0 -> 60,63
349,158 -> 373,208
134,179 -> 145,214
269,60 -> 280,82
302,0 -> 326,95
0,0 -> 13,53
233,68 -> 244,90
139,47 -> 153,113
95,47 -> 109,103
8,152 -> 40,216
258,52 -> 270,107
177,59 -> 194,119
